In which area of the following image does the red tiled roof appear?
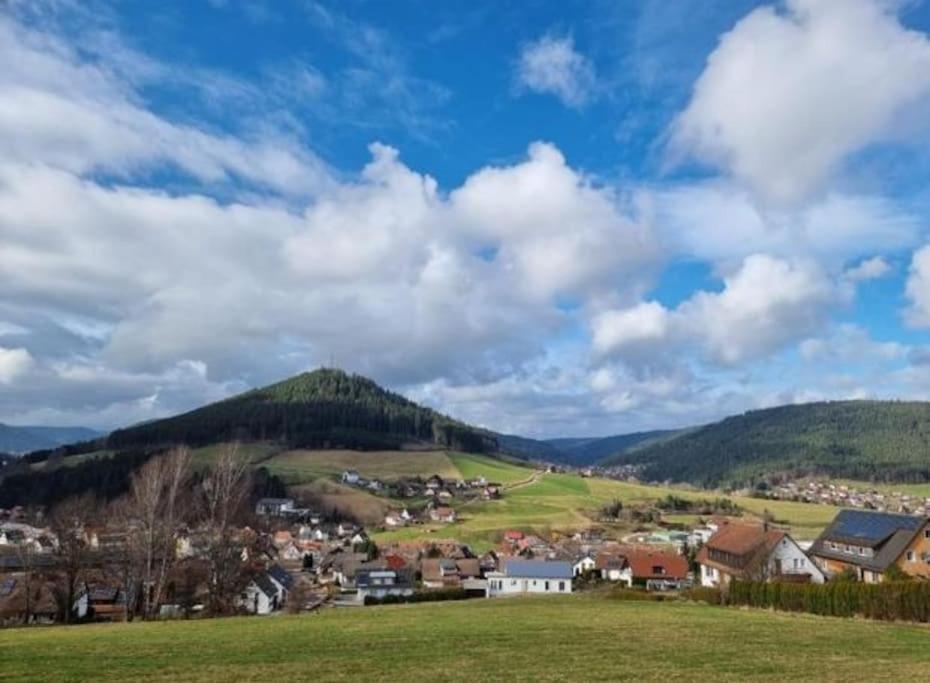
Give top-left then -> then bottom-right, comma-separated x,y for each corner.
703,523 -> 782,555
626,550 -> 688,580
384,554 -> 407,570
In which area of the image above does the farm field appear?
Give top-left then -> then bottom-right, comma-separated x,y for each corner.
372,472 -> 839,551
258,449 -> 534,486
832,479 -> 930,498
2,595 -> 929,682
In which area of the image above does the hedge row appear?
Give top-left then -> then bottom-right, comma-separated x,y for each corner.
727,580 -> 930,622
363,589 -> 470,606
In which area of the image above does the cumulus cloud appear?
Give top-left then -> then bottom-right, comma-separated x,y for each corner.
845,256 -> 891,282
654,182 -> 919,267
0,347 -> 33,384
904,245 -> 930,327
671,0 -> 930,204
515,34 -> 597,108
593,254 -> 842,365
0,10 -> 656,430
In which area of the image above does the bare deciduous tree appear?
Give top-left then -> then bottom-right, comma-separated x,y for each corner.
200,444 -> 252,615
124,448 -> 192,619
48,494 -> 98,623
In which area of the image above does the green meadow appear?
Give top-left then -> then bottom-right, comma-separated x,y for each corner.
2,595 -> 929,682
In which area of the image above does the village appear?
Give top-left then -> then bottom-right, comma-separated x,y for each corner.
4,461 -> 930,625
758,479 -> 930,516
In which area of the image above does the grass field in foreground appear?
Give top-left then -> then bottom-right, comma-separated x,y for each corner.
2,595 -> 929,682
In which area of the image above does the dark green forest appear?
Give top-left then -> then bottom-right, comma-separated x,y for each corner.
604,401 -> 930,486
106,368 -> 497,454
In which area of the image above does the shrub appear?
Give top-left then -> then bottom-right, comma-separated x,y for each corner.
683,587 -> 723,605
727,580 -> 930,622
363,589 -> 470,607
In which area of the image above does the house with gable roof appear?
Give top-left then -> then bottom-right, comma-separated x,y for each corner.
697,522 -> 824,588
809,509 -> 930,583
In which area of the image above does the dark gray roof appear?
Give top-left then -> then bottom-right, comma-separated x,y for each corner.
253,573 -> 280,599
356,568 -> 413,589
823,509 -> 923,546
503,559 -> 573,579
268,564 -> 294,590
811,509 -> 928,572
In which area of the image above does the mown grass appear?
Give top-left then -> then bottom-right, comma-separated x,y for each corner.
2,595 -> 929,682
448,452 -> 534,484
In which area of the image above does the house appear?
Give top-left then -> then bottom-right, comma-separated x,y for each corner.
809,509 -> 930,583
421,558 -> 481,589
74,583 -> 128,621
572,554 -> 596,577
384,511 -> 407,528
425,475 -> 444,491
479,551 -> 499,575
341,470 -> 361,485
503,530 -> 524,545
429,507 -> 456,523
697,522 -> 824,588
485,559 -> 573,597
356,569 -> 414,602
255,498 -> 295,517
240,571 -> 287,615
624,549 -> 690,590
483,485 -> 501,500
595,553 -> 628,581
0,575 -> 58,625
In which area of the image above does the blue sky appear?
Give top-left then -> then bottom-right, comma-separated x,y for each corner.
3,0 -> 930,437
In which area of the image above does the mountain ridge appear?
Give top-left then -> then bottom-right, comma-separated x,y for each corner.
603,400 -> 930,486
0,424 -> 100,454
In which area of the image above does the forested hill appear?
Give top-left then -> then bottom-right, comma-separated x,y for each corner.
106,369 -> 498,453
603,401 -> 930,487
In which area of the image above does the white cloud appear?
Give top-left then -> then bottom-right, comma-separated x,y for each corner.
904,244 -> 930,327
845,256 -> 891,282
593,254 -> 842,366
799,323 -> 905,364
654,182 -> 919,266
0,12 -> 333,199
671,0 -> 930,204
591,302 -> 670,357
451,142 -> 657,301
0,347 -> 34,384
515,34 -> 597,108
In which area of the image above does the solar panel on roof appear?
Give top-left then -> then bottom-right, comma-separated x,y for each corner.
831,510 -> 922,543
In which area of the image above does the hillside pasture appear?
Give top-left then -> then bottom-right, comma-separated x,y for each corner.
2,596 -> 930,681
373,472 -> 838,550
289,479 -> 395,526
263,449 -> 462,485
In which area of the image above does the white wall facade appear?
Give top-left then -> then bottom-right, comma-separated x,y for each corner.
485,573 -> 572,597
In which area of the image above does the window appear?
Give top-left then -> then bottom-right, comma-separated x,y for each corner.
907,551 -> 916,562
559,581 -> 565,592
510,579 -> 517,586
858,547 -> 866,556
924,529 -> 930,540
544,581 -> 550,591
